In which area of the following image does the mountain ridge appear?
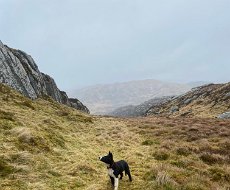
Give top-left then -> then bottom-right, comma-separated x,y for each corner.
71,79 -> 191,114
146,82 -> 230,118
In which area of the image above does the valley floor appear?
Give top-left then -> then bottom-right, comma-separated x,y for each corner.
0,85 -> 230,190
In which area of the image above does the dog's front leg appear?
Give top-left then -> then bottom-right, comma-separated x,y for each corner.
110,176 -> 114,186
114,177 -> 119,190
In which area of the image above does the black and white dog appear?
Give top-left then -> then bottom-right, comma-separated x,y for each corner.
99,152 -> 132,190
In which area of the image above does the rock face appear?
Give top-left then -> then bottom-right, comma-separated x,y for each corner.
146,83 -> 230,118
0,40 -> 89,113
109,96 -> 174,117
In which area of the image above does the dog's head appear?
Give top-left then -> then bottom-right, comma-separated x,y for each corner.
99,151 -> 114,165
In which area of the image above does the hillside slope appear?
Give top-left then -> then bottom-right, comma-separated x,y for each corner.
0,40 -> 89,113
147,83 -> 230,118
109,96 -> 174,117
1,83 -> 230,190
71,79 -> 191,114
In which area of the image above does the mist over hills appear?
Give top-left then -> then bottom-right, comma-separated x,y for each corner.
70,79 -> 192,114
109,82 -> 230,118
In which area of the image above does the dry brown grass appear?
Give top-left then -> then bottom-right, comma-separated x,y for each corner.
123,116 -> 230,189
0,83 -> 230,190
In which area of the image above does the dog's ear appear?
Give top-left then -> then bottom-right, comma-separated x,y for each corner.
109,151 -> 113,159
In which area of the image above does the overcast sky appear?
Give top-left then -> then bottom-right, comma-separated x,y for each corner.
0,0 -> 230,91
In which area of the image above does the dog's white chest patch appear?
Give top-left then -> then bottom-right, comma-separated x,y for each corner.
108,168 -> 115,178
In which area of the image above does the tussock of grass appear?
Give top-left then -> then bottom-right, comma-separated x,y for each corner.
199,153 -> 225,165
19,100 -> 36,110
176,147 -> 191,156
0,83 -> 11,94
11,127 -> 51,152
208,167 -> 230,182
0,110 -> 15,121
170,158 -> 192,169
153,150 -> 170,161
143,164 -> 178,189
142,139 -> 154,145
156,171 -> 175,186
0,157 -> 16,177
8,151 -> 32,165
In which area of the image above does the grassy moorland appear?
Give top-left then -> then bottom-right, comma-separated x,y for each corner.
0,83 -> 230,190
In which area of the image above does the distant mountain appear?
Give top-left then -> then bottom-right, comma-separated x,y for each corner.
0,40 -> 89,113
146,82 -> 230,118
70,79 -> 191,114
109,96 -> 174,117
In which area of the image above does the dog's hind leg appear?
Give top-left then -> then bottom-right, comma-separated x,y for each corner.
128,171 -> 132,182
119,172 -> 123,180
125,165 -> 132,182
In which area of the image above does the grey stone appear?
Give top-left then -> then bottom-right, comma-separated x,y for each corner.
217,112 -> 230,119
184,98 -> 192,105
170,106 -> 179,113
0,40 -> 89,113
225,92 -> 230,97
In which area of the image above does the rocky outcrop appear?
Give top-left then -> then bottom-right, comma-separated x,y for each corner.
0,40 -> 89,113
69,98 -> 90,113
109,96 -> 174,117
146,83 -> 230,118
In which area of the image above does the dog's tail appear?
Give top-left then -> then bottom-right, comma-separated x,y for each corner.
125,163 -> 132,182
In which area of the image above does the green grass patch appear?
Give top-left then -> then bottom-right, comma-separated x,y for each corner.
199,153 -> 224,165
19,100 -> 36,110
0,157 -> 15,177
153,150 -> 170,161
142,139 -> 154,146
209,167 -> 230,182
176,147 -> 191,156
0,110 -> 16,121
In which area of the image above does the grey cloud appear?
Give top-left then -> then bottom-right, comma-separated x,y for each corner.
0,0 -> 229,90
